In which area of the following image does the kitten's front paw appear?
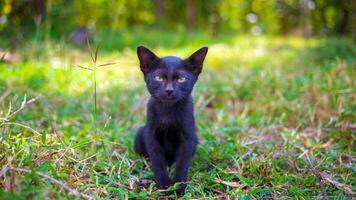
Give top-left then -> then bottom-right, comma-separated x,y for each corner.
171,182 -> 187,197
174,187 -> 186,197
156,179 -> 174,190
156,180 -> 175,197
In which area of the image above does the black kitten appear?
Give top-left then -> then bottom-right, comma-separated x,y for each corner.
134,46 -> 208,195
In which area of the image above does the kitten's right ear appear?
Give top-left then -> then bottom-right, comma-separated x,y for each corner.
137,46 -> 158,73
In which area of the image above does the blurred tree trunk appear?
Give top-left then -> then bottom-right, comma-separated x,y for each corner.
302,0 -> 312,38
186,0 -> 196,33
211,13 -> 220,37
336,6 -> 349,35
320,7 -> 328,33
32,0 -> 46,26
353,1 -> 356,41
154,0 -> 164,27
278,0 -> 289,35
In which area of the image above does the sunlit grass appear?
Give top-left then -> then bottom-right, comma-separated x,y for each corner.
0,32 -> 355,199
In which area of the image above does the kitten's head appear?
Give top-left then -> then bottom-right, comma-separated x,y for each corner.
137,46 -> 208,105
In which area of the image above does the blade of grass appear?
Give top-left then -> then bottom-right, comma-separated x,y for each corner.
94,44 -> 100,63
87,39 -> 95,63
76,65 -> 93,71
97,62 -> 117,68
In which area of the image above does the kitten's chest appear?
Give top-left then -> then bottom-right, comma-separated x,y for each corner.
148,99 -> 193,130
156,110 -> 182,128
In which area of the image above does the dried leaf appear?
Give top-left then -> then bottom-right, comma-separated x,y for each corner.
215,178 -> 243,188
20,95 -> 27,109
6,101 -> 12,117
312,169 -> 355,196
0,51 -> 7,61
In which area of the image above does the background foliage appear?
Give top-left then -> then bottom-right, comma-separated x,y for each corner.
1,0 -> 356,38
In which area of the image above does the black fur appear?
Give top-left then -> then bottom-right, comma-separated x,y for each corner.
134,46 -> 208,195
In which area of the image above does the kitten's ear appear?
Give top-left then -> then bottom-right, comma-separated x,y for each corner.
137,46 -> 159,73
185,47 -> 208,75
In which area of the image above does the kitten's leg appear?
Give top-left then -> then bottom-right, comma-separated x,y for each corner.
174,140 -> 196,196
134,126 -> 148,157
145,133 -> 172,188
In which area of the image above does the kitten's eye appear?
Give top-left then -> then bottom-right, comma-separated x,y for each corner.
177,77 -> 186,83
154,76 -> 164,82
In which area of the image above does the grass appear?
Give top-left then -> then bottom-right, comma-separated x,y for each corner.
0,30 -> 355,199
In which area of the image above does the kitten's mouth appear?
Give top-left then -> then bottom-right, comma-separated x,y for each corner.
163,97 -> 176,101
160,96 -> 179,104
165,95 -> 174,99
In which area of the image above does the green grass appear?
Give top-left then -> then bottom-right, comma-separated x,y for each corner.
0,31 -> 355,199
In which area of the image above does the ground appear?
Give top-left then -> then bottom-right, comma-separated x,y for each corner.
0,31 -> 355,199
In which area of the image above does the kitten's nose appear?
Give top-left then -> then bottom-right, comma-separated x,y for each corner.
166,83 -> 174,96
166,89 -> 173,96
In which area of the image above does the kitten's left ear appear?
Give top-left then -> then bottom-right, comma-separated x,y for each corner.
185,47 -> 208,75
